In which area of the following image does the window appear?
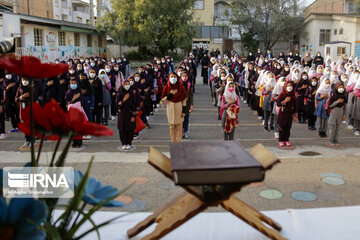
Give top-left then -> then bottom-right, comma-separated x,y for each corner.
98,35 -> 103,48
337,47 -> 346,56
340,28 -> 344,34
74,33 -> 80,46
193,0 -> 204,10
87,34 -> 92,47
34,28 -> 43,46
54,0 -> 58,8
326,47 -> 331,56
77,17 -> 82,23
334,29 -> 337,35
319,29 -> 331,46
58,31 -> 66,46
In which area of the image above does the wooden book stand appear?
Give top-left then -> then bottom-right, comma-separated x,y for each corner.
127,143 -> 287,240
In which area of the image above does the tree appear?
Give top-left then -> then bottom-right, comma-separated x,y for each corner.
97,0 -> 195,55
229,0 -> 304,51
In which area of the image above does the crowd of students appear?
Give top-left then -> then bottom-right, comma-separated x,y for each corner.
202,49 -> 360,146
0,53 -> 199,150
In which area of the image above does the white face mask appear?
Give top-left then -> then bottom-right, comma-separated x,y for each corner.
123,58 -> 127,61
80,59 -> 84,63
124,85 -> 130,91
5,74 -> 12,79
177,72 -> 182,77
161,60 -> 165,63
100,74 -> 106,79
280,81 -> 285,87
89,73 -> 96,78
55,61 -> 59,64
287,86 -> 293,92
105,68 -> 111,73
154,68 -> 158,72
221,76 -> 226,81
170,77 -> 177,84
77,67 -> 82,71
277,66 -> 281,69
135,76 -> 140,82
114,67 -> 119,71
338,88 -> 344,93
69,70 -> 75,74
90,63 -> 95,67
22,80 -> 29,86
157,61 -> 161,64
302,76 -> 308,80
325,83 -> 331,89
130,80 -> 134,86
285,67 -> 289,71
311,81 -> 317,86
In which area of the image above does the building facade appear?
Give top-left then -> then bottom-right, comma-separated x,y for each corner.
301,0 -> 360,60
0,11 -> 106,62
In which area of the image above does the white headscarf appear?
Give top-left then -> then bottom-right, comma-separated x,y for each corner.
347,71 -> 359,86
317,78 -> 332,95
330,71 -> 339,84
273,77 -> 286,95
355,75 -> 360,90
224,82 -> 237,103
98,69 -> 110,85
265,73 -> 276,90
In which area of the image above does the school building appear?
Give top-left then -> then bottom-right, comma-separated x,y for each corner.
0,11 -> 106,62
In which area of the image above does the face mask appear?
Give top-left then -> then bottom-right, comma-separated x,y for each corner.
5,74 -> 12,79
55,61 -> 59,64
154,68 -> 158,72
117,59 -> 122,63
69,70 -> 75,74
317,54 -> 321,56
325,84 -> 331,89
130,80 -> 134,86
249,67 -> 253,70
114,67 -> 119,71
84,67 -> 89,71
228,87 -> 235,93
105,68 -> 111,73
135,77 -> 140,82
167,59 -> 170,62
124,85 -> 130,91
182,77 -> 188,81
342,78 -> 348,82
280,81 -> 285,87
249,53 -> 252,56
22,80 -> 29,86
285,68 -> 289,71
111,59 -> 115,63
258,51 -> 261,53
221,76 -> 226,81
80,59 -> 84,63
170,77 -> 177,84
70,84 -> 77,90
89,73 -> 96,78
100,74 -> 106,79
177,72 -> 182,77
186,67 -> 190,70
277,66 -> 281,69
338,88 -> 344,93
189,60 -> 192,63
157,61 -> 161,64
161,60 -> 165,63
68,62 -> 72,65
77,67 -> 82,71
267,51 -> 271,54
311,81 -> 317,86
90,63 -> 95,67
287,86 -> 293,92
85,60 -> 89,64
265,60 -> 268,63
123,58 -> 127,61
302,76 -> 307,80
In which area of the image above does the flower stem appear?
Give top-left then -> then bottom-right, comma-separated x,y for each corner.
55,131 -> 74,167
36,132 -> 45,165
50,137 -> 62,167
29,81 -> 35,166
71,202 -> 87,230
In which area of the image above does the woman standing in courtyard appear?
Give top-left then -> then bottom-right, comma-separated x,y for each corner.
161,73 -> 187,143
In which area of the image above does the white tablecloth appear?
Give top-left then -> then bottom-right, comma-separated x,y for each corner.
54,205 -> 360,240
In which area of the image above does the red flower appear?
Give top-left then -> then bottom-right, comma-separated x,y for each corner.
18,99 -> 114,140
0,56 -> 68,79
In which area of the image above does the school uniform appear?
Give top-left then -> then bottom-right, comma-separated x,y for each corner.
117,86 -> 136,146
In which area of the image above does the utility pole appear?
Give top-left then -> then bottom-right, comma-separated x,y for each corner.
13,0 -> 18,13
90,0 -> 94,26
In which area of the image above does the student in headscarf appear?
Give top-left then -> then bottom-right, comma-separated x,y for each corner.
65,78 -> 83,148
297,72 -> 309,123
314,78 -> 332,138
161,73 -> 187,143
281,64 -> 290,77
89,68 -> 103,124
272,77 -> 286,139
352,76 -> 360,136
303,52 -> 313,67
4,73 -> 19,133
181,71 -> 194,139
220,82 -> 240,140
314,51 -> 324,67
305,77 -> 319,130
276,80 -> 297,147
98,69 -> 111,126
327,82 -> 347,145
122,54 -> 131,77
79,73 -> 94,122
105,64 -> 117,120
346,70 -> 358,130
15,78 -> 37,150
117,79 -> 136,150
262,72 -> 276,131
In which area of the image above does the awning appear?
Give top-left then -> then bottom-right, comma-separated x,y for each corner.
61,26 -> 95,34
